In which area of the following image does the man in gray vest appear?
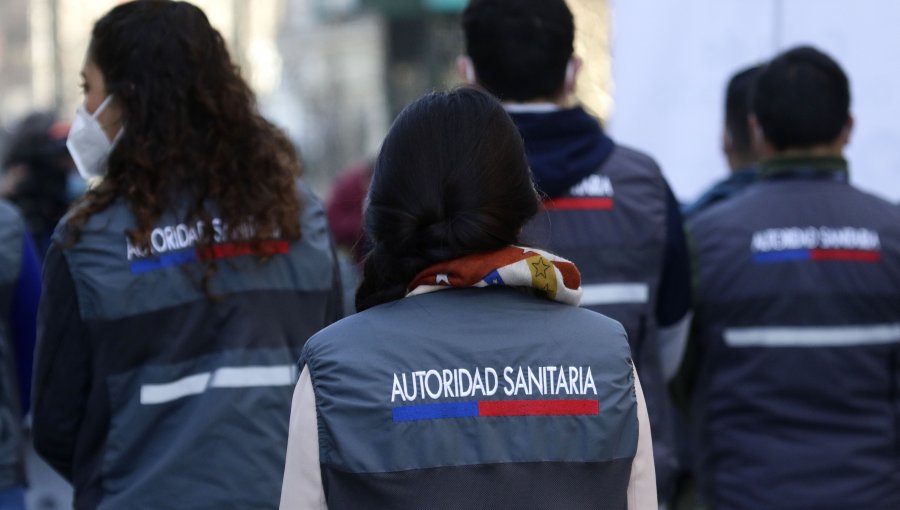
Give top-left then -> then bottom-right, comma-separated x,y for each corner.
459,0 -> 692,501
0,200 -> 41,510
680,46 -> 900,509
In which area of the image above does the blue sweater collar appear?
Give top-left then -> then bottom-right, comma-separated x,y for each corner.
509,107 -> 615,198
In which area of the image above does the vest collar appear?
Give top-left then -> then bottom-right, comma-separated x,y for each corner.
759,155 -> 849,181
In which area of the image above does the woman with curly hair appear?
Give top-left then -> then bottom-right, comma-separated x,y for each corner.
32,1 -> 341,508
280,88 -> 657,509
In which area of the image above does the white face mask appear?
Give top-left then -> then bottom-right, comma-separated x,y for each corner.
66,95 -> 121,179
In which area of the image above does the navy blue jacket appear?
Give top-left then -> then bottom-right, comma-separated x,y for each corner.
514,106 -> 691,498
683,156 -> 900,510
0,200 -> 38,491
682,166 -> 758,219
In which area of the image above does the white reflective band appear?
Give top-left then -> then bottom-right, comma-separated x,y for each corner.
211,365 -> 295,388
580,283 -> 649,306
723,324 -> 900,348
140,373 -> 211,405
140,365 -> 297,405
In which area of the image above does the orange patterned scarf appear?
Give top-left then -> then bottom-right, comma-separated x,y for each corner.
407,246 -> 583,306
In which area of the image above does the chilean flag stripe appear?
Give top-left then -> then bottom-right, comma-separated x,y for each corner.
809,249 -> 880,262
754,249 -> 880,264
478,399 -> 599,417
393,399 -> 600,422
131,240 -> 290,274
544,197 -> 613,211
197,240 -> 289,261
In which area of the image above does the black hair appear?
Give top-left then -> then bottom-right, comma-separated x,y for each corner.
462,0 -> 574,102
2,112 -> 71,250
724,64 -> 763,160
355,88 -> 540,311
752,46 -> 850,150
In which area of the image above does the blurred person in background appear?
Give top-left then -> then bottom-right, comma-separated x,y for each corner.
676,46 -> 900,510
1,112 -> 80,257
325,160 -> 372,266
325,159 -> 373,315
671,62 -> 763,508
0,200 -> 41,510
682,64 -> 764,218
280,87 -> 657,510
32,1 -> 341,508
460,0 -> 691,503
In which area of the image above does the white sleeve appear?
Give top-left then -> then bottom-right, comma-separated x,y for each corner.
627,369 -> 659,510
280,365 -> 328,510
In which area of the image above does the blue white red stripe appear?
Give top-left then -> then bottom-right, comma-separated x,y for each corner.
393,399 -> 600,422
753,248 -> 880,264
130,240 -> 289,274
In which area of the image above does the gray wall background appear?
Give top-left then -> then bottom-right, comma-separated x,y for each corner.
610,0 -> 900,203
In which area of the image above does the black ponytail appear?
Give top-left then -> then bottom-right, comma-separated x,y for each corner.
355,88 -> 539,311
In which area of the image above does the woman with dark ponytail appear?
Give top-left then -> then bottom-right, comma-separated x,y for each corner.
281,88 -> 657,509
31,2 -> 341,508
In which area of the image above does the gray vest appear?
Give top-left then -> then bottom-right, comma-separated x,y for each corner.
303,287 -> 639,509
55,184 -> 337,509
0,200 -> 25,490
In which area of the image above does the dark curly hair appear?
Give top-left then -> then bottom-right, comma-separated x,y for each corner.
67,0 -> 302,287
355,88 -> 540,311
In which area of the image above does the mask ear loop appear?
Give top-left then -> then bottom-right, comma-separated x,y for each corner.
92,94 -> 116,119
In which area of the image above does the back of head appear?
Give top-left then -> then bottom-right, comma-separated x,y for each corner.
2,112 -> 71,244
2,112 -> 68,170
724,64 -> 763,163
462,0 -> 574,102
356,88 -> 540,311
752,46 -> 851,151
72,0 -> 301,254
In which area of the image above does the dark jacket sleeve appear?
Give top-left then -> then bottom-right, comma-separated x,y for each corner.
670,226 -> 701,414
11,230 -> 41,414
32,244 -> 91,481
655,185 -> 692,327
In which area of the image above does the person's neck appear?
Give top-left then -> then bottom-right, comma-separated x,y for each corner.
727,153 -> 757,173
772,147 -> 843,159
762,139 -> 845,160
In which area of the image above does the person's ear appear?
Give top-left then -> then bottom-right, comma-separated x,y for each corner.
839,115 -> 854,147
563,57 -> 583,94
456,55 -> 477,85
722,128 -> 732,155
749,114 -> 774,157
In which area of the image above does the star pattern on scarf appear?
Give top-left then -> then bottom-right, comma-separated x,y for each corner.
532,257 -> 552,278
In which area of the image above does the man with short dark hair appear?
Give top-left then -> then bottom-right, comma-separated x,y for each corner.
683,64 -> 763,218
461,0 -> 692,503
681,46 -> 900,509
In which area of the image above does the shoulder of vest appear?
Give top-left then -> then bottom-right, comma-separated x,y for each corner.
0,199 -> 23,224
0,200 -> 25,244
605,144 -> 664,177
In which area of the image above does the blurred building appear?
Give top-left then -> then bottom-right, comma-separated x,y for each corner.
1,0 -> 610,193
